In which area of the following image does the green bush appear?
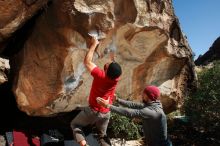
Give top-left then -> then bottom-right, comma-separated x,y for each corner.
184,61 -> 220,133
108,112 -> 142,140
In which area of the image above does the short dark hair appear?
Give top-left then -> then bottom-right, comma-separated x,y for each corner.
107,62 -> 122,79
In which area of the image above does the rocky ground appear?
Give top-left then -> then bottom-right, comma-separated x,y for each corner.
0,137 -> 143,146
0,83 -> 219,146
0,135 -> 6,146
0,114 -> 219,146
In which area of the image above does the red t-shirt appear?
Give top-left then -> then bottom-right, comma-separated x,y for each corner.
89,66 -> 119,113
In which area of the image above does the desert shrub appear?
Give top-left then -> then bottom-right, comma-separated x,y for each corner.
108,112 -> 142,140
184,61 -> 220,134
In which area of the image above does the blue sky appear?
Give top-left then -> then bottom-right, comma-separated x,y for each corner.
173,0 -> 220,59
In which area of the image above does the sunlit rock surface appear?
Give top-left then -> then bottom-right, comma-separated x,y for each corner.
0,0 -> 195,116
0,0 -> 50,49
0,58 -> 9,84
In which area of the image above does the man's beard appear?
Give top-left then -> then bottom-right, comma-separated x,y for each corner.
142,99 -> 148,104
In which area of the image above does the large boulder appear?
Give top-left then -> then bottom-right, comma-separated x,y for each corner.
0,0 -> 50,53
2,0 -> 195,116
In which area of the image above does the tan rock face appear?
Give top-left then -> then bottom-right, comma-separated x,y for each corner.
9,0 -> 195,116
0,58 -> 9,84
0,0 -> 49,45
0,0 -> 53,62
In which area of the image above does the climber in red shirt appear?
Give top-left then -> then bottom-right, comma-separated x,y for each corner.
71,36 -> 122,146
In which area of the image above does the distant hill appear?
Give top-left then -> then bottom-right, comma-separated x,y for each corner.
195,37 -> 220,65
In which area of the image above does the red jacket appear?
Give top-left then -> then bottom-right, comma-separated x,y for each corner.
89,67 -> 119,113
